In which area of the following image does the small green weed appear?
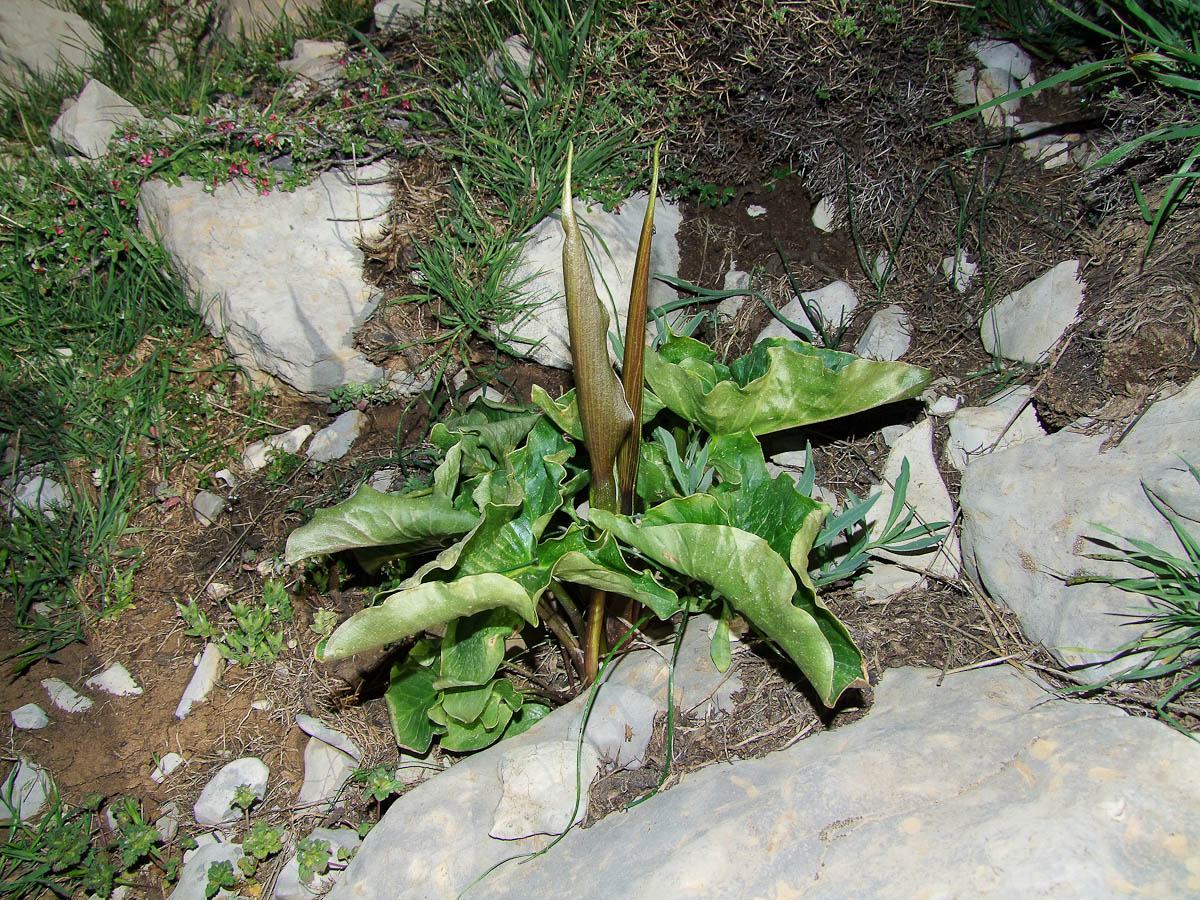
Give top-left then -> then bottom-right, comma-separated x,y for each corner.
177,579 -> 295,666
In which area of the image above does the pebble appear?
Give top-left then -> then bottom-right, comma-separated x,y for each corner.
176,643 -> 223,719
11,703 -> 49,729
1,759 -> 53,822
85,662 -> 143,696
295,714 -> 361,760
297,738 -> 357,812
41,677 -> 93,712
192,490 -> 225,526
193,757 -> 270,825
151,752 -> 184,784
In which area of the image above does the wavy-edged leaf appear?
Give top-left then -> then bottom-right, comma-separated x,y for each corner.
317,573 -> 538,661
384,654 -> 439,754
592,509 -> 847,704
436,608 -> 522,689
531,385 -> 666,442
285,486 -> 479,568
430,399 -> 540,476
646,336 -> 931,436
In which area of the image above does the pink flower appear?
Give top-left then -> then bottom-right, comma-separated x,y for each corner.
137,153 -> 153,166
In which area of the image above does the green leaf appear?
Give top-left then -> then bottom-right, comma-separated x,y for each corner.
317,574 -> 538,661
430,687 -> 516,752
439,681 -> 495,725
531,386 -> 666,442
436,608 -> 522,689
505,701 -> 551,738
592,505 -> 863,706
645,336 -> 931,436
284,486 -> 479,568
710,612 -> 732,673
384,650 -> 439,754
430,400 -> 540,476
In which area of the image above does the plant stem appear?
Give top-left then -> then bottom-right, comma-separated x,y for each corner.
584,587 -> 608,683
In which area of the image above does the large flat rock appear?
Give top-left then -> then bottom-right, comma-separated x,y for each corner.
961,374 -> 1200,667
138,165 -> 398,398
469,667 -> 1199,899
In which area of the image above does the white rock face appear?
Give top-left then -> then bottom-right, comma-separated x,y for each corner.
194,757 -> 269,825
138,164 -> 395,397
50,80 -> 149,159
961,375 -> 1200,668
461,667 -> 1200,900
11,703 -> 48,730
279,39 -> 346,85
0,759 -> 53,822
167,839 -> 244,900
85,662 -> 143,696
1015,121 -> 1079,169
945,385 -> 1046,471
8,474 -> 68,518
274,827 -> 361,900
193,490 -> 225,526
980,259 -> 1085,363
755,280 -> 859,344
490,740 -> 602,839
0,1 -> 103,86
41,677 -> 93,713
176,643 -> 224,719
952,66 -> 1022,127
852,304 -> 911,361
504,194 -> 682,369
297,738 -> 357,812
568,684 -> 658,769
306,410 -> 365,463
243,425 -> 314,471
855,418 -> 960,600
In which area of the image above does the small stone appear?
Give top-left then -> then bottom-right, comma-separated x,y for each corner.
155,801 -> 180,842
151,752 -> 184,784
375,0 -> 429,30
941,250 -> 978,292
10,475 -> 68,518
193,490 -> 225,526
811,196 -> 839,232
367,468 -> 397,493
176,643 -> 223,719
49,79 -> 149,159
0,759 -> 53,823
274,826 -> 360,900
307,410 -> 365,463
745,204 -> 767,218
755,281 -> 859,343
394,755 -> 440,787
169,840 -> 244,900
278,39 -> 346,86
980,260 -> 1085,363
41,677 -> 92,713
214,469 -> 238,490
297,738 -> 357,813
465,386 -> 507,405
490,741 -> 602,840
242,426 -> 314,472
945,386 -> 1045,471
926,395 -> 960,418
770,450 -> 808,471
206,582 -> 233,600
11,703 -> 48,729
295,714 -> 361,760
969,39 -> 1033,81
880,424 -> 911,446
853,305 -> 911,361
1014,121 -> 1077,169
85,662 -> 143,697
194,757 -> 269,825
869,250 -> 892,285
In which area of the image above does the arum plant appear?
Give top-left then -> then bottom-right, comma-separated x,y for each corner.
285,147 -> 942,757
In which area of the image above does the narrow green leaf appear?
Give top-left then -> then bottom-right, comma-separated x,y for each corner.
710,613 -> 732,673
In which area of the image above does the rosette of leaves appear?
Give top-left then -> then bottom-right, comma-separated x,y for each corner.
285,147 -> 939,756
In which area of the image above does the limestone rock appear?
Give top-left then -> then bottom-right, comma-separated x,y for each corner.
960,374 -> 1200,668
11,703 -> 48,730
941,249 -> 977,292
0,1 -> 103,86
852,304 -> 910,361
192,490 -> 226,526
0,759 -> 53,822
755,280 -> 859,344
306,410 -> 364,463
490,740 -> 602,839
41,677 -> 92,713
811,196 -> 839,232
176,643 -> 223,719
568,684 -> 658,769
138,165 -> 395,397
945,385 -> 1046,471
151,752 -> 185,784
980,259 -> 1084,363
8,474 -> 68,518
274,827 -> 360,900
168,839 -> 244,900
504,194 -> 682,369
216,0 -> 326,38
194,757 -> 269,825
969,39 -> 1033,81
375,0 -> 439,30
855,418 -> 960,600
85,662 -> 143,697
279,39 -> 346,85
243,425 -> 313,472
465,667 -> 1200,899
295,714 -> 361,760
1015,121 -> 1079,169
50,80 -> 150,160
297,738 -> 356,813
